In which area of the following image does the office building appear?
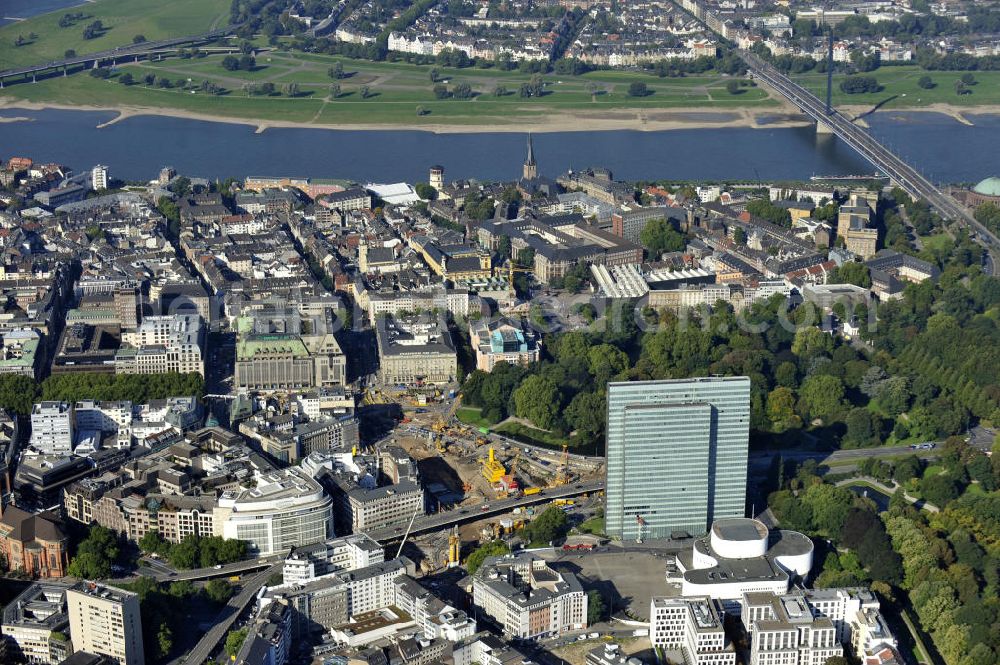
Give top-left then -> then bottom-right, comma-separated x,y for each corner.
66,582 -> 145,665
375,315 -> 457,386
649,597 -> 736,665
605,377 -> 751,540
742,592 -> 842,665
114,314 -> 205,376
282,534 -> 384,584
471,552 -> 587,640
2,581 -> 73,665
113,284 -> 140,330
216,466 -> 333,555
31,402 -> 75,455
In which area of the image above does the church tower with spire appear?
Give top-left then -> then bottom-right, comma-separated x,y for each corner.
523,132 -> 537,180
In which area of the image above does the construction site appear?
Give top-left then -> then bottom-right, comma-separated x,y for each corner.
371,390 -> 606,573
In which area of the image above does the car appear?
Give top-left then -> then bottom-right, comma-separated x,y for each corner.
481,504 -> 490,511
213,564 -> 223,569
460,509 -> 468,514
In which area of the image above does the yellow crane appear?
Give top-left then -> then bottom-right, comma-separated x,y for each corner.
551,444 -> 570,487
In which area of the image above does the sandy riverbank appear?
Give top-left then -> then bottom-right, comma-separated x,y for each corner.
0,98 -> 817,133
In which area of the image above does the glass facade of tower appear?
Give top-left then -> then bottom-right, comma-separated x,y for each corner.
605,377 -> 751,540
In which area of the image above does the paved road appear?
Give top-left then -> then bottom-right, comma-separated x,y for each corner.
112,553 -> 286,585
368,480 -> 605,542
741,50 -> 1000,274
0,24 -> 243,80
172,561 -> 282,665
749,444 -> 939,468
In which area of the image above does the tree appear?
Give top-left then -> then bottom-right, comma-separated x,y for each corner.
522,506 -> 569,544
918,75 -> 935,89
733,227 -> 747,245
453,82 -> 473,99
921,474 -> 961,507
238,54 -> 255,71
587,590 -> 605,625
329,83 -> 340,99
767,387 -> 801,432
360,85 -> 371,98
205,579 -> 233,604
222,55 -> 240,71
492,84 -> 507,97
640,217 -> 686,256
118,72 -> 134,86
961,72 -> 976,86
843,407 -> 881,448
465,540 -> 508,574
628,81 -> 649,97
799,374 -> 845,422
829,261 -> 871,288
513,375 -> 560,430
64,49 -> 76,58
67,526 -> 120,579
415,182 -> 436,200
840,75 -> 879,94
416,105 -> 428,116
225,628 -> 248,658
328,63 -> 344,79
285,82 -> 300,97
133,34 -> 146,44
726,79 -> 742,95
429,67 -> 439,82
791,327 -> 833,358
433,84 -> 449,99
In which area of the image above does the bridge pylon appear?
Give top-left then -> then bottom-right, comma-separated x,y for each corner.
816,120 -> 835,134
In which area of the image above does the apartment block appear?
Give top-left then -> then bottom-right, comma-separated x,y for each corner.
66,582 -> 145,665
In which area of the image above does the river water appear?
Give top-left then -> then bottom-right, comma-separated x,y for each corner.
0,0 -> 90,27
0,107 -> 997,185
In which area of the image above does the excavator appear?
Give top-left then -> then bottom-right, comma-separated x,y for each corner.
432,394 -> 463,434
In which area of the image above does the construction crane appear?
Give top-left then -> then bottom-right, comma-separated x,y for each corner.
636,515 -> 647,544
447,526 -> 461,568
551,444 -> 570,487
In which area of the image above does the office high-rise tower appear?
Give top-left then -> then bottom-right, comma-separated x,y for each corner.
605,377 -> 751,541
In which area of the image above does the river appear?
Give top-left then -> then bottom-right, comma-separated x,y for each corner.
0,107 -> 997,184
0,0 -> 90,27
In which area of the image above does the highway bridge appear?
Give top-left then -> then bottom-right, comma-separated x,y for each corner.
0,24 -> 244,85
741,50 -> 1000,273
367,480 -> 605,543
172,561 -> 283,665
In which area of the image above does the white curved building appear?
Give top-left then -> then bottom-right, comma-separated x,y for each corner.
670,518 -> 814,608
216,467 -> 333,555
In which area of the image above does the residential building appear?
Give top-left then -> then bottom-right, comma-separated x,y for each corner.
471,552 -> 587,640
2,581 -> 73,665
113,284 -> 140,330
375,314 -> 456,385
605,377 -> 751,540
231,602 -> 292,665
649,597 -> 736,665
91,165 -> 109,192
0,507 -> 70,578
66,582 -> 144,665
836,195 -> 873,239
216,466 -> 333,555
30,402 -> 75,455
282,534 -> 384,585
470,318 -> 541,371
322,188 -> 372,212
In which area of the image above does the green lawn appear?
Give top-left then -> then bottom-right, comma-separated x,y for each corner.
922,464 -> 945,479
793,65 -> 1000,109
494,421 -> 588,453
576,516 -> 606,536
455,406 -> 492,429
0,0 -> 231,68
0,48 -> 779,127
